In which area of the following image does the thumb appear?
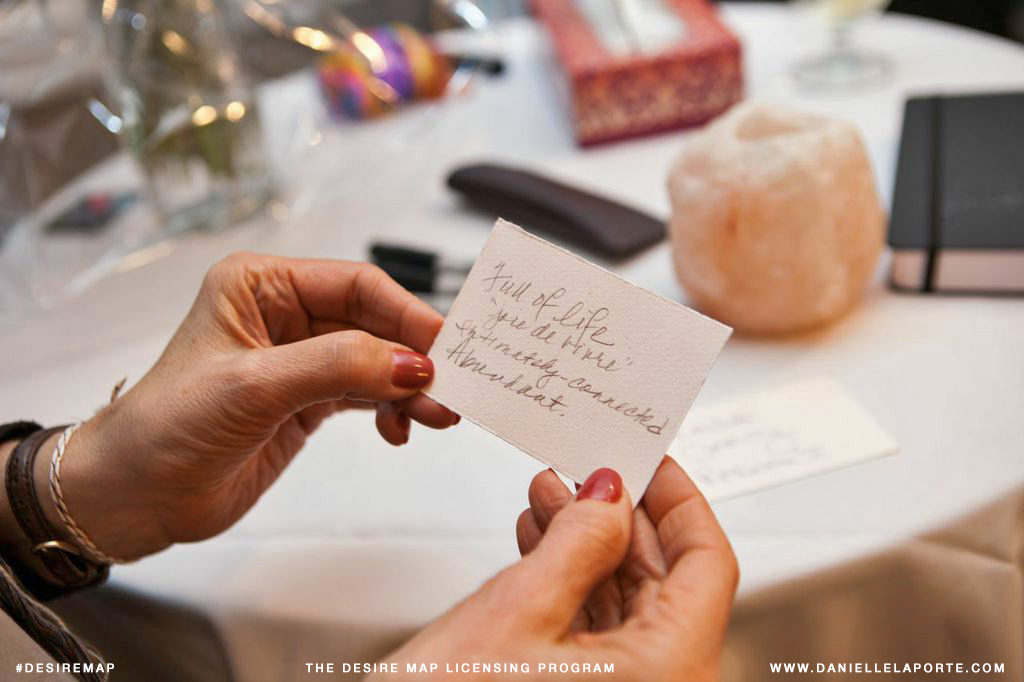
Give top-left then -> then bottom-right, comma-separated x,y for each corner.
254,330 -> 434,411
507,468 -> 632,634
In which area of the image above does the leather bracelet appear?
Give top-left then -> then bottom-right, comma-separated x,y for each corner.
4,425 -> 109,600
0,421 -> 42,448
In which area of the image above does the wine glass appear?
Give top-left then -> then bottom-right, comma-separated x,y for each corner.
792,0 -> 893,92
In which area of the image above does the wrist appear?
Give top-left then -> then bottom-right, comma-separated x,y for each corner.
0,405 -> 172,581
53,407 -> 172,562
0,427 -> 111,594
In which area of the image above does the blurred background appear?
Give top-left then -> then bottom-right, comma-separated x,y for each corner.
2,0 -> 1022,246
330,0 -> 1024,41
2,0 -> 1021,267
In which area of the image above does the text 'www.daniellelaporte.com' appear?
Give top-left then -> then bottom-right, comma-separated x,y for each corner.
769,661 -> 1005,675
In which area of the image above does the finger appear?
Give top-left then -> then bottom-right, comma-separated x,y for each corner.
642,457 -> 738,628
376,402 -> 410,446
582,503 -> 666,631
528,468 -> 573,531
516,509 -> 542,556
396,394 -> 460,429
523,471 -> 611,631
286,259 -> 444,353
503,468 -> 632,634
254,330 -> 434,411
617,507 -> 667,620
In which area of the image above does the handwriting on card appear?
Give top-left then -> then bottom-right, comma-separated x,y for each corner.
441,260 -> 669,435
671,379 -> 898,502
427,220 -> 731,501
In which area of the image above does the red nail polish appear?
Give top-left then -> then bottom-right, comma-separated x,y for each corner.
392,351 -> 433,389
453,414 -> 462,425
576,468 -> 622,503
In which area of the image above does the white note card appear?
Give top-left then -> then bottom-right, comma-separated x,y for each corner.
672,379 -> 899,502
427,219 -> 732,501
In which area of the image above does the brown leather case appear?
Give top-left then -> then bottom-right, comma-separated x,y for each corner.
447,163 -> 665,259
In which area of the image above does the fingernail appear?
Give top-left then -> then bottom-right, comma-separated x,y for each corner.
392,351 -> 433,389
576,468 -> 622,503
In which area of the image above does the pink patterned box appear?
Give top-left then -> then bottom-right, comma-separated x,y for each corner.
532,0 -> 744,146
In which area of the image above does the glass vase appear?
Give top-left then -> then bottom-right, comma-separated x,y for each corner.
101,0 -> 271,234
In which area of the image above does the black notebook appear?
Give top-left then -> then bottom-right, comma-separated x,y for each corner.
889,92 -> 1024,293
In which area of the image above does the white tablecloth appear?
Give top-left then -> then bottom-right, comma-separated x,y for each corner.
2,5 -> 1023,679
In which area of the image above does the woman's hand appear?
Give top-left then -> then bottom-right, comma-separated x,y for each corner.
372,458 -> 738,681
59,253 -> 458,561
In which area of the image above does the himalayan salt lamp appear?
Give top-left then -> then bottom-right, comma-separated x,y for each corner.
667,101 -> 884,334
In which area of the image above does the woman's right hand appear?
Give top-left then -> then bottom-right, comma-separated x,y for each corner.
372,457 -> 738,681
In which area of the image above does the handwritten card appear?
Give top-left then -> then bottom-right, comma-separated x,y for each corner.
427,219 -> 731,501
672,379 -> 899,502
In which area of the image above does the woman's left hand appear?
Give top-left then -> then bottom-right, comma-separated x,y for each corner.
370,458 -> 737,682
60,253 -> 457,561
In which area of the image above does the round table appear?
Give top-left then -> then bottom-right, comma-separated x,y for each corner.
2,5 -> 1023,679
